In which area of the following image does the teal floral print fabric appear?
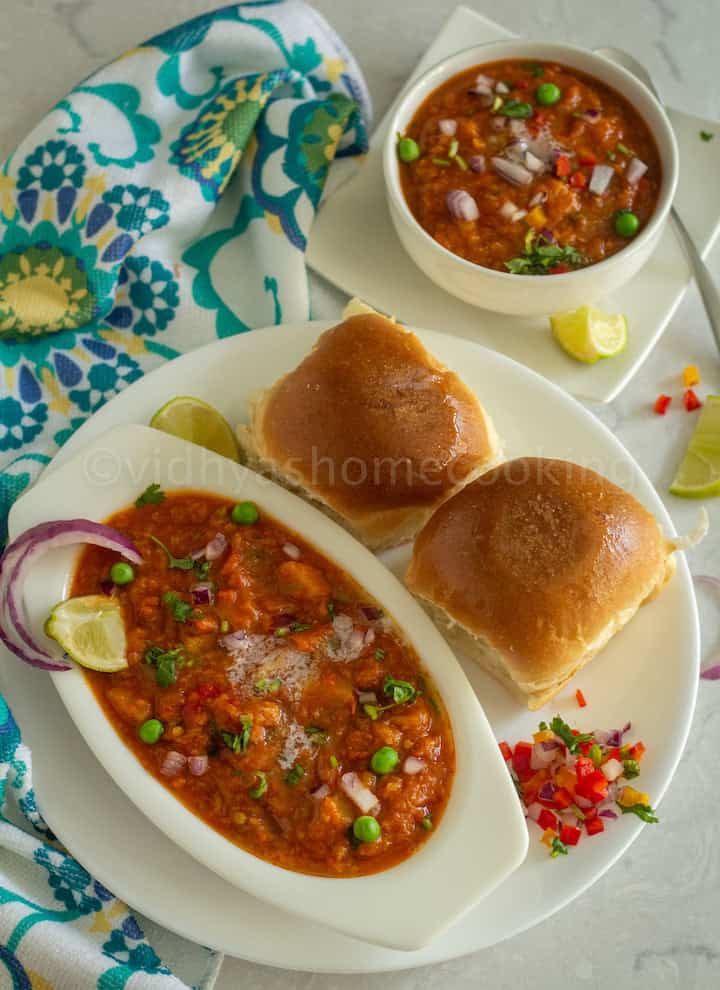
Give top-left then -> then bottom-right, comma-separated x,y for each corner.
0,2 -> 370,986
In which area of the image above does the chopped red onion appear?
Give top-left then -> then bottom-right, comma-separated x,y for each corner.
357,691 -> 377,705
470,72 -> 493,95
204,532 -> 228,561
541,739 -> 560,752
589,164 -> 614,195
531,742 -> 557,770
403,756 -> 425,775
191,582 -> 215,606
359,605 -> 382,621
0,520 -> 142,671
496,80 -> 510,94
525,150 -> 545,173
492,156 -> 534,187
526,801 -> 543,822
438,118 -> 457,136
512,208 -> 527,222
340,772 -> 379,814
312,783 -> 331,800
701,661 -> 720,680
540,227 -> 555,243
188,755 -> 209,776
446,189 -> 479,221
499,200 -> 519,220
332,613 -> 354,640
599,808 -> 618,819
161,751 -> 187,778
538,781 -> 556,802
626,157 -> 648,184
583,109 -> 601,121
469,154 -> 486,173
282,542 -> 301,560
504,141 -> 528,163
574,794 -> 594,810
491,116 -> 507,131
347,628 -> 366,655
529,191 -> 547,208
601,757 -> 624,782
363,627 -> 375,646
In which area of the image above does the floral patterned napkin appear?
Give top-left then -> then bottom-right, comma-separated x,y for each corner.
0,2 -> 370,986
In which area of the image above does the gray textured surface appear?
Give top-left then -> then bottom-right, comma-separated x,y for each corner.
2,2 -> 719,988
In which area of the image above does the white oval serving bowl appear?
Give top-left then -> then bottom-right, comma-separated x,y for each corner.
383,41 -> 679,317
9,423 -> 528,952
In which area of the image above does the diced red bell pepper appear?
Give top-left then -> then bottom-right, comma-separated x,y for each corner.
583,806 -> 598,821
576,689 -> 587,708
578,741 -> 592,756
683,388 -> 702,412
575,756 -> 595,780
555,155 -> 571,177
512,741 -> 533,774
553,788 -> 573,810
575,770 -> 609,804
549,263 -> 570,274
537,808 -> 559,832
579,156 -> 597,167
559,824 -> 582,846
569,171 -> 587,188
585,815 -> 605,836
516,767 -> 536,784
499,740 -> 513,762
628,741 -> 646,761
605,746 -> 622,763
654,394 -> 672,415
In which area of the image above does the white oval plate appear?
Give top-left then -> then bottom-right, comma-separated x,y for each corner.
9,423 -> 528,952
0,321 -> 699,973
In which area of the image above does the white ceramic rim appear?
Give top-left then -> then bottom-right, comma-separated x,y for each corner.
383,40 -> 679,285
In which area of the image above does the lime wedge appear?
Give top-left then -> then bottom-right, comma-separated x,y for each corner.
150,396 -> 240,461
670,395 -> 720,498
45,595 -> 128,672
550,306 -> 628,363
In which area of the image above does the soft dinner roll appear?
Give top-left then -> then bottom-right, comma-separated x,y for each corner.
238,309 -> 500,550
406,457 -> 699,710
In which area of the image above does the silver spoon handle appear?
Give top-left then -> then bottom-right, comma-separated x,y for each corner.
670,205 -> 720,354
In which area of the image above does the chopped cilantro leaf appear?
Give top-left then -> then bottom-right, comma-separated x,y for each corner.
143,644 -> 184,687
194,559 -> 211,580
550,836 -> 569,858
549,715 -> 593,754
700,130 -> 714,142
135,483 -> 165,508
620,802 -> 659,823
150,535 -> 195,571
622,758 -> 641,779
498,99 -> 533,119
305,725 -> 329,744
505,233 -> 584,276
162,591 -> 196,623
383,676 -> 416,705
221,715 -> 252,754
254,678 -> 281,695
286,764 -> 305,785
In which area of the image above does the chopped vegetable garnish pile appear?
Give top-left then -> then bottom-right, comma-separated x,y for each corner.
654,366 -> 704,417
501,715 -> 658,858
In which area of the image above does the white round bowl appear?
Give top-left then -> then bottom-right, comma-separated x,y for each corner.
383,41 -> 679,317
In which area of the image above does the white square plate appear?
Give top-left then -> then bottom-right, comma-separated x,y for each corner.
307,6 -> 720,402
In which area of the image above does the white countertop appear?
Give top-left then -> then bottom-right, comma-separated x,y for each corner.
2,2 -> 719,988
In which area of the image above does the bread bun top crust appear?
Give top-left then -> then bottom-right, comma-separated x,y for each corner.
255,314 -> 498,514
406,457 -> 668,684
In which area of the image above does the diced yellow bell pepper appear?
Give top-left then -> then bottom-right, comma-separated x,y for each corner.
533,729 -> 556,743
556,766 -> 577,793
618,785 -> 649,807
541,827 -> 556,847
526,206 -> 548,229
683,365 -> 700,387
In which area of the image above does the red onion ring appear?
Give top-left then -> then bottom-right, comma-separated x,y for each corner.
161,751 -> 187,777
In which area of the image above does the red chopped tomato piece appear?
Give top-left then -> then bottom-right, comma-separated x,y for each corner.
575,770 -> 608,804
555,155 -> 571,177
512,740 -> 533,774
585,815 -> 605,836
569,171 -> 587,188
683,388 -> 702,411
537,808 -> 559,832
576,689 -> 587,708
578,741 -> 592,756
654,394 -> 672,415
559,824 -> 582,846
549,263 -> 570,274
575,756 -> 595,780
553,787 -> 573,809
499,740 -> 513,762
579,156 -> 597,167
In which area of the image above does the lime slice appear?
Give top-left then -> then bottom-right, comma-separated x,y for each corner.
150,396 -> 240,461
670,395 -> 720,498
550,306 -> 628,363
45,595 -> 128,672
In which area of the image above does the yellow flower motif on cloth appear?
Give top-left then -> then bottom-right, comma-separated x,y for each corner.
323,57 -> 346,84
0,246 -> 93,336
169,70 -> 287,202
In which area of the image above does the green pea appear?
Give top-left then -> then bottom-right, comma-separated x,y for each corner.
110,561 -> 135,585
353,815 -> 381,843
614,210 -> 640,237
231,501 -> 259,525
396,136 -> 420,163
138,718 -> 164,744
536,82 -> 561,106
370,746 -> 399,775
